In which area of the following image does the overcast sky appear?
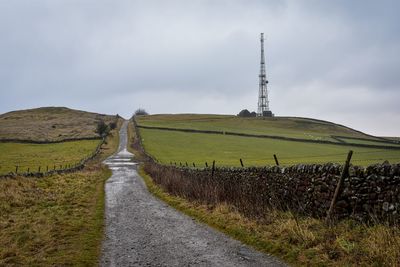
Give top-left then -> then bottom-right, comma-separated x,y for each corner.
0,1 -> 399,136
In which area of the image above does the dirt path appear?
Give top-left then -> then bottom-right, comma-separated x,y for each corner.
100,121 -> 286,266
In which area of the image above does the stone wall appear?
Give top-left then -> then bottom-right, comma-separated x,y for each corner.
144,162 -> 400,223
137,125 -> 400,150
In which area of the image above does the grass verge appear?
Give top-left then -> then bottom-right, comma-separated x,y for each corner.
0,118 -> 122,266
139,167 -> 400,266
0,165 -> 110,266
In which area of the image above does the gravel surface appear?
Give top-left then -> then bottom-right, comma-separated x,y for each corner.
100,121 -> 286,267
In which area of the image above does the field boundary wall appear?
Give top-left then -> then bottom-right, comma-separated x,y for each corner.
137,125 -> 400,150
133,118 -> 400,223
0,138 -> 105,178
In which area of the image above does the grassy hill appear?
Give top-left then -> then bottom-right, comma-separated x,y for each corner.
136,114 -> 397,145
0,107 -> 122,265
136,114 -> 400,166
0,107 -> 120,175
0,107 -> 118,142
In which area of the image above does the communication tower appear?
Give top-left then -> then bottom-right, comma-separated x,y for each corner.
257,33 -> 273,117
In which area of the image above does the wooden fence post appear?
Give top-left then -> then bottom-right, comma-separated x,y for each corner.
185,162 -> 188,167
211,160 -> 216,177
27,168 -> 30,173
193,162 -> 196,168
15,165 -> 18,174
38,166 -> 41,173
326,150 -> 353,223
205,162 -> 208,167
273,154 -> 279,166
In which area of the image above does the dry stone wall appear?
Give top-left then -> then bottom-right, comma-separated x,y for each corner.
145,162 -> 400,223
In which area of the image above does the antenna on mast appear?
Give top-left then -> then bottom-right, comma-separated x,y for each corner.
257,33 -> 273,117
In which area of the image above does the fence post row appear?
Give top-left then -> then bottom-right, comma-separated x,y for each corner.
273,154 -> 279,166
7,138 -> 106,177
326,150 -> 353,223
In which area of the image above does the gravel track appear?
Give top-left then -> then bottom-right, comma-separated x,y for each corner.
100,121 -> 286,266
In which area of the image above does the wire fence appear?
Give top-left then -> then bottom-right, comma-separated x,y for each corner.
131,117 -> 400,169
131,126 -> 398,172
165,149 -> 400,169
0,138 -> 105,177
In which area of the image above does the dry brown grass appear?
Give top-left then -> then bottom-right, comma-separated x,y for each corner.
363,225 -> 400,266
0,165 -> 110,266
0,118 -> 122,266
0,106 -> 118,142
140,167 -> 400,266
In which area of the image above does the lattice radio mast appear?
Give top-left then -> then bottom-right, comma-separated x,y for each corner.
257,33 -> 272,117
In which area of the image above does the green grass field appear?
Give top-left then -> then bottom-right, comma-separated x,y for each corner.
136,114 -> 395,146
0,117 -> 122,266
134,122 -> 400,267
336,137 -> 400,147
385,137 -> 400,142
139,128 -> 400,166
0,139 -> 101,175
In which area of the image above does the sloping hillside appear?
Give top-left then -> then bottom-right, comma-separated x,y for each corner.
0,107 -> 118,142
134,114 -> 400,166
136,114 -> 396,146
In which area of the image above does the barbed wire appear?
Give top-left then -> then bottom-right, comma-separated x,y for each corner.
0,150 -> 101,174
277,152 -> 347,160
165,149 -> 400,168
0,158 -> 85,165
352,149 -> 396,154
351,156 -> 400,162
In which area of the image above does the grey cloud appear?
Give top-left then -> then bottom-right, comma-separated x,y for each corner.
0,0 -> 399,135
